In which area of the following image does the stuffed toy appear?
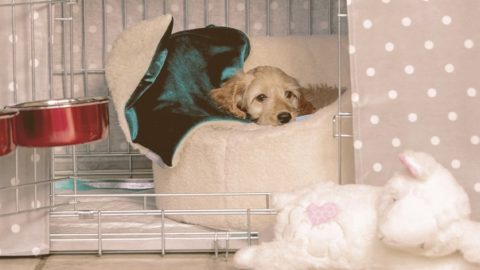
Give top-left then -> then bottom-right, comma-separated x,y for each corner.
234,151 -> 480,269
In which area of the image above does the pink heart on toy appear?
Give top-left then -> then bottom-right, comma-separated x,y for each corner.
306,202 -> 339,225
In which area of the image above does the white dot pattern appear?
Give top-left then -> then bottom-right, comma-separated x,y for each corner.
366,67 -> 376,77
370,115 -> 380,125
170,4 -> 180,12
31,200 -> 42,209
430,136 -> 441,146
32,247 -> 41,256
373,163 -> 383,172
401,17 -> 412,27
448,112 -> 458,121
236,3 -> 245,11
424,40 -> 434,50
354,140 -> 363,150
351,92 -> 360,103
451,159 -> 461,169
8,34 -> 18,43
404,65 -> 415,74
444,64 -> 455,73
427,88 -> 437,98
350,0 -> 480,220
408,113 -> 418,122
475,183 -> 480,193
385,42 -> 394,52
11,224 -> 20,234
467,88 -> 477,97
31,153 -> 41,163
363,19 -> 373,29
10,177 -> 19,186
392,137 -> 401,147
253,22 -> 263,30
442,15 -> 452,25
29,59 -> 40,68
105,4 -> 113,13
464,39 -> 474,49
349,45 -> 356,54
388,89 -> 398,99
8,82 -> 17,92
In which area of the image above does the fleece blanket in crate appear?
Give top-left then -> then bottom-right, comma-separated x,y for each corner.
123,17 -> 251,166
106,14 -> 355,231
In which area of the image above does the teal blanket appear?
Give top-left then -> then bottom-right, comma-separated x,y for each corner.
125,18 -> 250,166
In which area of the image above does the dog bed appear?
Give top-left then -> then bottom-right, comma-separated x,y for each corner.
106,14 -> 353,230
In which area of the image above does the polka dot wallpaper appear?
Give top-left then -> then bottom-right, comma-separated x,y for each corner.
0,148 -> 51,256
347,0 -> 480,219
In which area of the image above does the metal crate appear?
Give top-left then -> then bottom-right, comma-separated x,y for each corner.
0,0 -> 351,256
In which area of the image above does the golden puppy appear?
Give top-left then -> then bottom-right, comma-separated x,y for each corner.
210,66 -> 316,125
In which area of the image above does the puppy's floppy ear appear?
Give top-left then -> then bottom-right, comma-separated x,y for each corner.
210,73 -> 249,118
297,84 -> 346,115
297,90 -> 316,116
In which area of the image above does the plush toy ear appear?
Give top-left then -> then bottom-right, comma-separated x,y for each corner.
399,151 -> 425,179
209,74 -> 248,119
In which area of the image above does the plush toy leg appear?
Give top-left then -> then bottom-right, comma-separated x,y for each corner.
459,220 -> 480,264
233,240 -> 344,270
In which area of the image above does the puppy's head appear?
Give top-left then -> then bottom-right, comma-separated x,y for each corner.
211,66 -> 312,125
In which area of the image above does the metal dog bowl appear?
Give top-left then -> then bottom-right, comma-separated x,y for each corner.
9,97 -> 109,147
0,109 -> 18,156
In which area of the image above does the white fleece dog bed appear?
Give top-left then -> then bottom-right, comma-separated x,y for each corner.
106,14 -> 354,231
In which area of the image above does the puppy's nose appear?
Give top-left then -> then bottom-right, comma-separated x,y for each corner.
277,112 -> 292,124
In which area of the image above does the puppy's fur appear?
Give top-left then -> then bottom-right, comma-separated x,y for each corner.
210,66 -> 340,125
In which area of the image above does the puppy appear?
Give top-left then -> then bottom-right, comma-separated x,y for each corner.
210,66 -> 316,125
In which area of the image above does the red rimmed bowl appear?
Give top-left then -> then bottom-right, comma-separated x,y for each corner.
0,109 -> 18,156
9,97 -> 109,147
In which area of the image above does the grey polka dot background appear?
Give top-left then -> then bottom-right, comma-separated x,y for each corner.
347,0 -> 480,220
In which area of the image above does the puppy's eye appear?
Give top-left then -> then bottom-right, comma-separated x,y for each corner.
285,91 -> 296,99
255,94 -> 267,102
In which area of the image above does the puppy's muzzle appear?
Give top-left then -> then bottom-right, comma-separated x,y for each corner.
277,112 -> 292,124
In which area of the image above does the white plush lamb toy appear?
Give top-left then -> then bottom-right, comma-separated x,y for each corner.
234,151 -> 480,269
